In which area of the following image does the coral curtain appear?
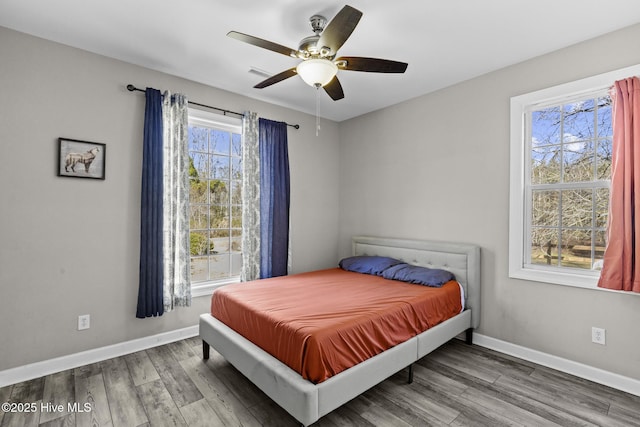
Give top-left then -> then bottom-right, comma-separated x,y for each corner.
598,76 -> 640,293
259,118 -> 290,278
137,89 -> 191,318
137,88 -> 164,317
241,112 -> 261,282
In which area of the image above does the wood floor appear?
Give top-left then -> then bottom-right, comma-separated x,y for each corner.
1,337 -> 639,427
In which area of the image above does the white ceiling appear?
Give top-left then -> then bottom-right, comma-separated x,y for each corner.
2,1 -> 640,122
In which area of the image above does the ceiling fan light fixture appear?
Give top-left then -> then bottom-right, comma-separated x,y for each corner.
296,58 -> 338,87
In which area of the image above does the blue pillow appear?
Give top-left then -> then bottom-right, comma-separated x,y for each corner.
382,263 -> 455,287
339,256 -> 403,276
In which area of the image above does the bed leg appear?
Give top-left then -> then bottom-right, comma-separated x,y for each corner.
202,340 -> 210,360
407,364 -> 414,384
465,328 -> 473,345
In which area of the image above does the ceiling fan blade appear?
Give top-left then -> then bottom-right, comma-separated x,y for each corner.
253,68 -> 298,89
336,56 -> 408,73
227,31 -> 297,57
317,5 -> 363,55
323,76 -> 344,101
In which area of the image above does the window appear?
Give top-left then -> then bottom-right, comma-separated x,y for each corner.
528,94 -> 611,270
509,65 -> 640,288
187,109 -> 242,290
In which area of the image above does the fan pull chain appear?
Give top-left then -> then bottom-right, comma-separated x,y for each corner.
315,86 -> 321,136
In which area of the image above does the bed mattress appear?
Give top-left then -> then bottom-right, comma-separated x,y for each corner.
211,268 -> 461,383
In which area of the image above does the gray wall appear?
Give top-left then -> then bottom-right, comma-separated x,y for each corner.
338,23 -> 640,380
0,26 -> 340,371
2,21 -> 640,383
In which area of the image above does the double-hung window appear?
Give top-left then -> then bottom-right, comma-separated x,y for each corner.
509,65 -> 640,288
187,109 -> 242,293
527,93 -> 611,268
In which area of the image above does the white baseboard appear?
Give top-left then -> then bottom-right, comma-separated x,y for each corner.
0,325 -> 199,388
2,328 -> 638,398
473,333 -> 640,397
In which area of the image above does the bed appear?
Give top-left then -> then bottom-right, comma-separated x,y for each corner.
199,236 -> 481,425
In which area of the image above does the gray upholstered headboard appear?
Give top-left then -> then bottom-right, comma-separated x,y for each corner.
352,236 -> 481,329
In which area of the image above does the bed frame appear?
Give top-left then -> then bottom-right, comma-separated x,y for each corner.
199,236 -> 481,426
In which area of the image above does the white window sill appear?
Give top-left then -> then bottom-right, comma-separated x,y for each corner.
509,265 -> 599,290
191,277 -> 240,298
509,266 -> 640,296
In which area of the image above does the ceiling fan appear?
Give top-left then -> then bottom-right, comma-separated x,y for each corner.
227,5 -> 408,101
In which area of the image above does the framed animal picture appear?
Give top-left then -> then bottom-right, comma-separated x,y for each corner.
57,138 -> 106,180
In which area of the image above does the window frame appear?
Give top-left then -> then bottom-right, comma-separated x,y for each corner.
187,108 -> 243,297
509,64 -> 640,289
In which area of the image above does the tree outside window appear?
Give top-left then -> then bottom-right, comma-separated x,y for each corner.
188,121 -> 242,283
527,96 -> 611,271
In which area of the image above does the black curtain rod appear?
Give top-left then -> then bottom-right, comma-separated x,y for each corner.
126,84 -> 300,129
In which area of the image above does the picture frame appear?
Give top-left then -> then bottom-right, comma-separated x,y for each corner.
57,138 -> 106,180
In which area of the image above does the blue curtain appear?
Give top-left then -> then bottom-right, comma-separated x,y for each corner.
259,118 -> 290,278
137,88 -> 164,318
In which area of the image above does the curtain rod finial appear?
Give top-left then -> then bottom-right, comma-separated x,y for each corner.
126,84 -> 136,92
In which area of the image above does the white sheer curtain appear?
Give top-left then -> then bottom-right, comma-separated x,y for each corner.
162,91 -> 191,310
241,111 -> 261,282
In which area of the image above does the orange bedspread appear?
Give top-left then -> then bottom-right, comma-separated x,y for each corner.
211,268 -> 462,383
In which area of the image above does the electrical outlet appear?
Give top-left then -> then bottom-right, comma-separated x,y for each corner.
78,314 -> 90,331
592,327 -> 605,345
